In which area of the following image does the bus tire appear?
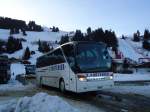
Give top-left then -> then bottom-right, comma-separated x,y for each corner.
59,79 -> 65,93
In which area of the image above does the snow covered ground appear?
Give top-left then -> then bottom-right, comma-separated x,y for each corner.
0,92 -> 79,112
0,82 -> 105,112
104,84 -> 150,98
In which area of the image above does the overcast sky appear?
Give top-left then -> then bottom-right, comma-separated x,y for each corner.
0,0 -> 150,36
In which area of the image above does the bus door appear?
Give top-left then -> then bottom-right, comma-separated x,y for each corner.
62,44 -> 76,91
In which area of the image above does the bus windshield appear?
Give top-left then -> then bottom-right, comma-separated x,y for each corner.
76,43 -> 111,72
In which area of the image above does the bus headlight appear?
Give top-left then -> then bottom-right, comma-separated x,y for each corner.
110,76 -> 113,80
79,77 -> 87,81
77,74 -> 87,81
109,72 -> 113,80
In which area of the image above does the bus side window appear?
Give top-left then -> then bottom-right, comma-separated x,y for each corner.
62,44 -> 75,68
53,49 -> 65,64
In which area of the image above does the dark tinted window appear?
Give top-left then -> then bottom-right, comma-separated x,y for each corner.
48,49 -> 65,65
36,48 -> 65,68
76,43 -> 111,72
62,44 -> 75,69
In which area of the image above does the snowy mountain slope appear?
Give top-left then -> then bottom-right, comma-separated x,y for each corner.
118,38 -> 144,62
0,29 -> 68,61
125,38 -> 150,57
0,29 -> 68,42
0,29 -> 68,76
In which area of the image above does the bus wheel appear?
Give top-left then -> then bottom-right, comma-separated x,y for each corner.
59,79 -> 65,93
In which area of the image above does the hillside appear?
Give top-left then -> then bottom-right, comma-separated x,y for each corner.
0,28 -> 68,76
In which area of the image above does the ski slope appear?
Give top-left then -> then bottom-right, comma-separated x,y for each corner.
118,38 -> 144,62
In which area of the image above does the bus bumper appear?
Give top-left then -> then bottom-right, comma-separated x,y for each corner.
76,80 -> 114,93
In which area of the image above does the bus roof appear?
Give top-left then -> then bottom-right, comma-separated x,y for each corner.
60,41 -> 106,46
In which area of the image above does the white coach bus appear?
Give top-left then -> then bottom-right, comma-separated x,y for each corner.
36,41 -> 114,93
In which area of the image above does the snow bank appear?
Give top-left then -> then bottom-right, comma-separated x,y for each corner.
0,92 -> 79,112
0,100 -> 17,112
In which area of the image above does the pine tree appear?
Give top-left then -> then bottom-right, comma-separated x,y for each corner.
23,47 -> 30,60
15,28 -> 19,34
122,35 -> 125,39
133,33 -> 140,42
18,41 -> 23,50
137,30 -> 140,37
43,42 -> 50,53
55,27 -> 59,32
21,28 -> 27,36
7,36 -> 15,53
55,40 -> 58,44
87,27 -> 92,35
52,26 -> 56,32
59,35 -> 69,45
38,40 -> 42,52
143,40 -> 150,50
10,28 -> 14,35
144,29 -> 150,40
111,31 -> 118,48
72,30 -> 84,41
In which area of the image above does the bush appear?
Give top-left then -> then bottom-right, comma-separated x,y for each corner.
38,40 -> 51,53
7,36 -> 23,53
133,33 -> 140,42
31,51 -> 35,55
59,35 -> 69,45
